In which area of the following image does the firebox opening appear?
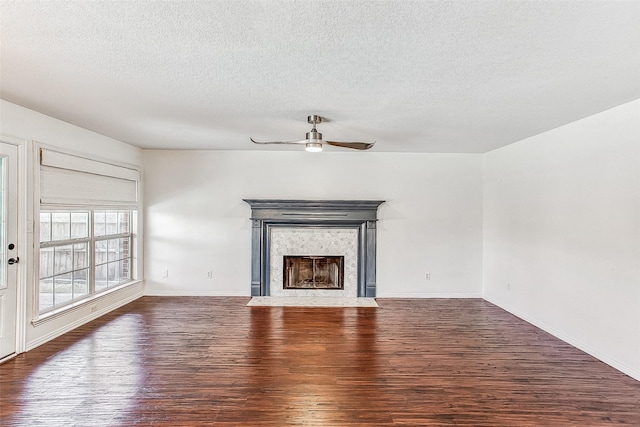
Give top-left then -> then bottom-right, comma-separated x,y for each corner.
283,256 -> 344,290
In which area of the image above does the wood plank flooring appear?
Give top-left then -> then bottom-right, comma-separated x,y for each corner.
1,297 -> 639,426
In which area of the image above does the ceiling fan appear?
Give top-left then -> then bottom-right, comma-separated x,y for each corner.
250,115 -> 375,152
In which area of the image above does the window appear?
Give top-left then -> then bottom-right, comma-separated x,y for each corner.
37,148 -> 140,317
39,210 -> 136,314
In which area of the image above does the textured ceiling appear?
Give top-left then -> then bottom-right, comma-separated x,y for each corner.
1,0 -> 639,153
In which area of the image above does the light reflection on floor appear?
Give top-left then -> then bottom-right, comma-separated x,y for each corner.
20,314 -> 145,426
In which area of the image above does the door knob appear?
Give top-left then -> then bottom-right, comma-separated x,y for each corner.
8,257 -> 19,265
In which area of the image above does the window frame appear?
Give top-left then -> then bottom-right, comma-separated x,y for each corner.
36,209 -> 138,317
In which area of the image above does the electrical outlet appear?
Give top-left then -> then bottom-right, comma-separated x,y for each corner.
90,305 -> 97,313
425,272 -> 431,280
207,271 -> 213,279
162,269 -> 169,278
507,283 -> 511,291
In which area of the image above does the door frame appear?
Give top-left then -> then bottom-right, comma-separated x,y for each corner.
0,135 -> 28,361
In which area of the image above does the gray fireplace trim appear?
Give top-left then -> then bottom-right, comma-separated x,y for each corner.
243,199 -> 385,297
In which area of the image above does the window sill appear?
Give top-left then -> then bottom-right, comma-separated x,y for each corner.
32,280 -> 142,327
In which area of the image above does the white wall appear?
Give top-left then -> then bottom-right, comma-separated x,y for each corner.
483,99 -> 640,380
0,100 -> 144,352
143,151 -> 484,298
1,100 -> 141,163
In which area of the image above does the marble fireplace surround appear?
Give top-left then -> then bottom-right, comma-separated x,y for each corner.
244,199 -> 385,297
270,228 -> 358,298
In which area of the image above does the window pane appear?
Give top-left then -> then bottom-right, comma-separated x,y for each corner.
107,262 -> 118,286
94,211 -> 106,237
73,269 -> 89,299
118,211 -> 130,233
54,273 -> 73,305
106,212 -> 118,235
54,245 -> 73,275
119,237 -> 130,259
71,212 -> 89,239
40,212 -> 51,242
95,264 -> 108,292
118,259 -> 130,283
39,278 -> 54,312
95,240 -> 108,265
108,239 -> 118,262
40,246 -> 54,278
73,243 -> 88,269
51,212 -> 70,241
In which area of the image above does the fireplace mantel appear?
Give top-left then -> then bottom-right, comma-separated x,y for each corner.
244,199 -> 384,297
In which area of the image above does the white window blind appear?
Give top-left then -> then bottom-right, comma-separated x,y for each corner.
40,149 -> 139,207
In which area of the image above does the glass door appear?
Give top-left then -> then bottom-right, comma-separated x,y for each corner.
0,141 -> 18,360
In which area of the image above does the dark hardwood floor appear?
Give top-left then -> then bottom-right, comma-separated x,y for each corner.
1,297 -> 639,426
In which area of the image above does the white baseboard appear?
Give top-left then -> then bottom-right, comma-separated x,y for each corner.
483,294 -> 640,382
145,291 -> 483,298
144,290 -> 249,297
377,292 -> 482,298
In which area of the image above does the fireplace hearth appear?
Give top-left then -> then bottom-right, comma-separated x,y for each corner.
284,256 -> 344,290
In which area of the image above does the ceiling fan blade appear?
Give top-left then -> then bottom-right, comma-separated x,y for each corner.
250,138 -> 307,145
326,141 -> 375,150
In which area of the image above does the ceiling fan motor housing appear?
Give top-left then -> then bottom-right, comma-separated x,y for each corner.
306,130 -> 322,142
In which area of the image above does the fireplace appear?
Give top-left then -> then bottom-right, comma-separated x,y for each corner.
244,199 -> 384,297
271,228 -> 357,297
284,256 -> 344,290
